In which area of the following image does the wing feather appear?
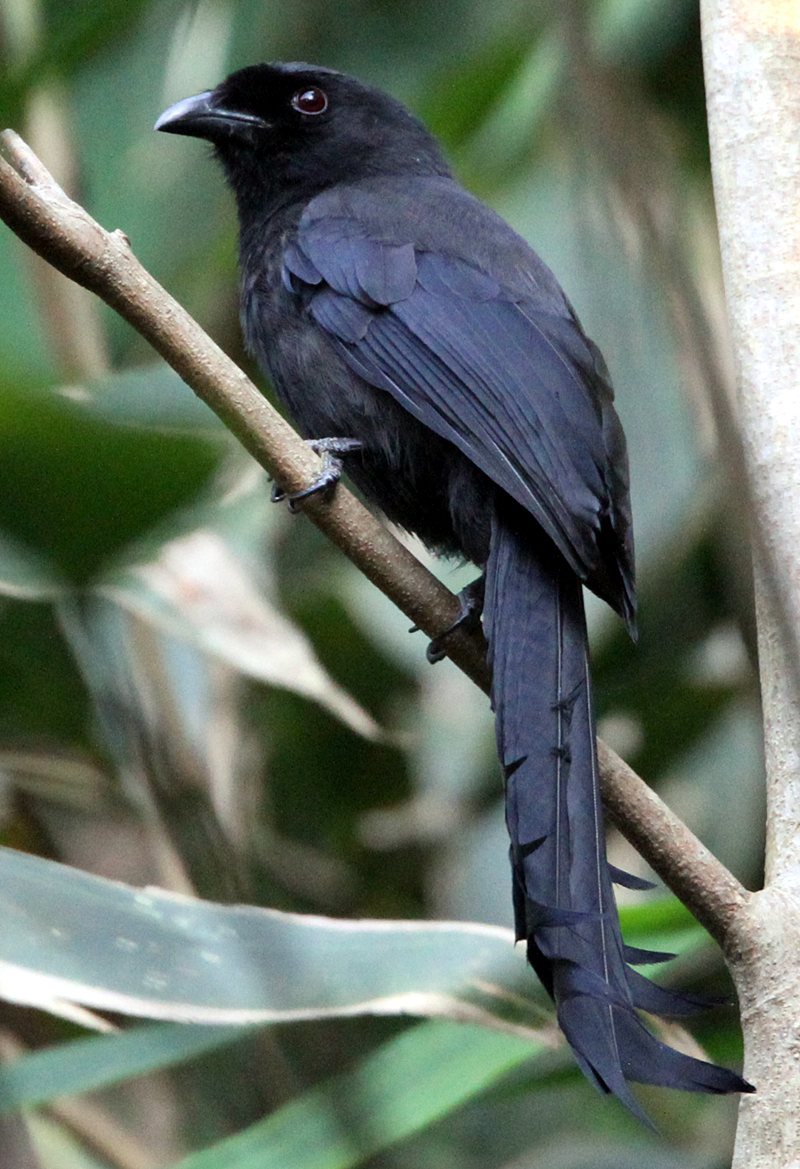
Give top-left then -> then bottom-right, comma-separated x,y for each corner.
288,199 -> 633,610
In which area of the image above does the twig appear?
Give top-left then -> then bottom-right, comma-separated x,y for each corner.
0,129 -> 487,691
0,128 -> 749,944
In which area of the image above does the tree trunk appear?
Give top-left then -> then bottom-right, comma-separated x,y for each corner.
701,4 -> 800,1164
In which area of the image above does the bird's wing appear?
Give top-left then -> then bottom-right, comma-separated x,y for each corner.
283,200 -> 633,614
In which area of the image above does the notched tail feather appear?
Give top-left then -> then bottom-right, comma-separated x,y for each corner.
608,864 -> 656,891
483,508 -> 753,1117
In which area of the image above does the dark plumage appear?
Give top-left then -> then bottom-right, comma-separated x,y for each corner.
156,62 -> 752,1117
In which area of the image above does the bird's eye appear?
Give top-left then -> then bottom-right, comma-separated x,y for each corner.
291,87 -> 329,116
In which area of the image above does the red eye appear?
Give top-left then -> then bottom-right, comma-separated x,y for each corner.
291,87 -> 329,115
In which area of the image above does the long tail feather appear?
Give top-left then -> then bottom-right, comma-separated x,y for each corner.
483,508 -> 752,1115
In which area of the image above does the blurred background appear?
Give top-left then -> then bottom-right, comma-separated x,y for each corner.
0,0 -> 763,1165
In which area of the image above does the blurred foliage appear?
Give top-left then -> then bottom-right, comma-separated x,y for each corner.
0,0 -> 761,1166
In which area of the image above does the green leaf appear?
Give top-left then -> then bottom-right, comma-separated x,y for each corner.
0,846 -> 531,1027
0,1023 -> 246,1115
618,894 -> 695,932
455,31 -> 565,189
591,0 -> 696,64
0,386 -> 221,583
172,1020 -> 538,1169
0,530 -> 66,600
61,363 -> 225,432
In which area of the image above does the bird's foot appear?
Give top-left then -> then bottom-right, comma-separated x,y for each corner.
414,575 -> 486,663
271,438 -> 363,510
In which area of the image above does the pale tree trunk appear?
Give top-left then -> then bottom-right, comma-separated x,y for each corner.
701,4 -> 800,1164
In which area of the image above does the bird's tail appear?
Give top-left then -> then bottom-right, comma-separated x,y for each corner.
483,508 -> 752,1119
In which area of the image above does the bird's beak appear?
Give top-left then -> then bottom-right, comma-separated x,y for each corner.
155,92 -> 266,141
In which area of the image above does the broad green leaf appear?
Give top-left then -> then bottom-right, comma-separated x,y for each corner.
0,846 -> 531,1027
171,1020 -> 539,1169
0,1023 -> 247,1115
0,386 -> 221,583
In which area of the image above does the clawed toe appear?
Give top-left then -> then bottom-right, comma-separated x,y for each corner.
422,576 -> 486,663
271,436 -> 363,509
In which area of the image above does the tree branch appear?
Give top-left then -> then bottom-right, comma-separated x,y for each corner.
597,743 -> 747,945
0,130 -> 488,689
0,128 -> 749,945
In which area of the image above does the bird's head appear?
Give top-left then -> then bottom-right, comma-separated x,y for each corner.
156,62 -> 449,214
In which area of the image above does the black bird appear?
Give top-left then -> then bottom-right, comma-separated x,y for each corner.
156,63 -> 752,1116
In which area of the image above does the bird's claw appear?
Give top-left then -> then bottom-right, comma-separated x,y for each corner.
423,576 -> 486,663
271,437 -> 363,510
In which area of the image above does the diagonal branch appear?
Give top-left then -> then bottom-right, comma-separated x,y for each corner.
0,128 -> 749,945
